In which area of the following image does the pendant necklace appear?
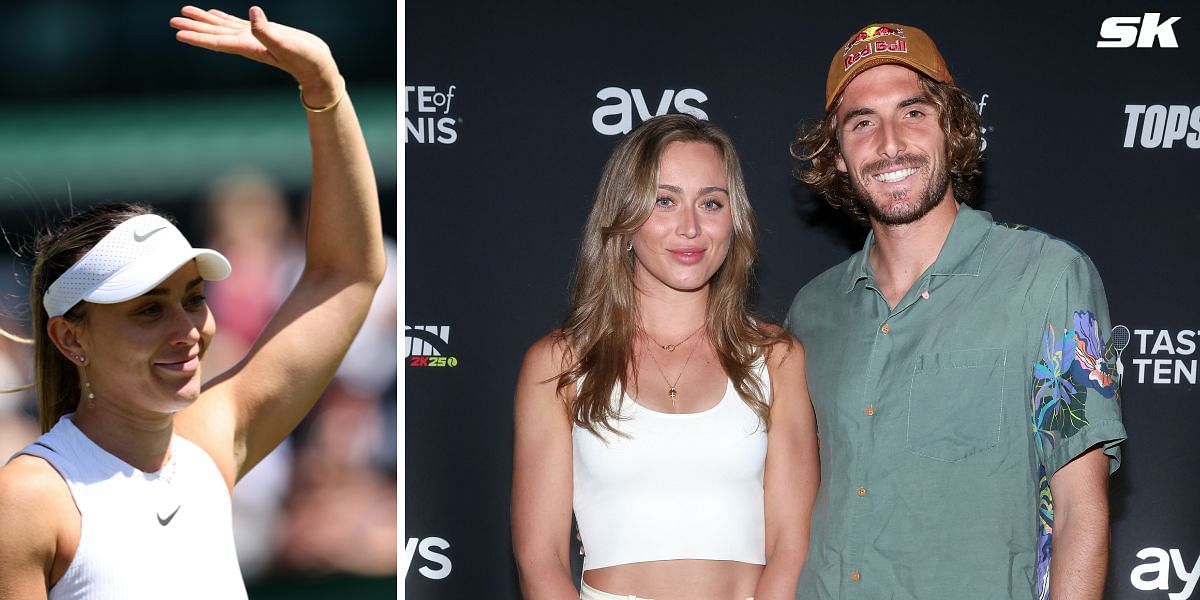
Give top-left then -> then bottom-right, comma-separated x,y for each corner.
639,323 -> 705,352
642,329 -> 704,412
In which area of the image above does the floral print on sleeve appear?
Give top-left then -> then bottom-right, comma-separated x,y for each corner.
1030,310 -> 1119,600
1032,310 -> 1117,453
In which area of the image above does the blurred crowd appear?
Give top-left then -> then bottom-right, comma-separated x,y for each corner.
0,169 -> 397,582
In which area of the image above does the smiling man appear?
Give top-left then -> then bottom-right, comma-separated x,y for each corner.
785,24 -> 1127,600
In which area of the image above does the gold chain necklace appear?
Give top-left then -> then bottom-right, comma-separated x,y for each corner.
639,323 -> 705,352
641,332 -> 704,412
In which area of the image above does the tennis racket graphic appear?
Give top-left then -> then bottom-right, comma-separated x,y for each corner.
1111,324 -> 1131,388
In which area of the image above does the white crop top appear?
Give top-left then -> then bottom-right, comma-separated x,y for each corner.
572,362 -> 770,571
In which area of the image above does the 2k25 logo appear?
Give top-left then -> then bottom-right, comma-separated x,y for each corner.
592,87 -> 709,135
1098,13 -> 1181,48
406,325 -> 459,368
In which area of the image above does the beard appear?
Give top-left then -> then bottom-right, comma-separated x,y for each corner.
849,153 -> 950,226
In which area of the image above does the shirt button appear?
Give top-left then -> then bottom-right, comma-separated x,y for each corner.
851,571 -> 862,582
857,487 -> 866,497
864,405 -> 875,416
880,323 -> 890,334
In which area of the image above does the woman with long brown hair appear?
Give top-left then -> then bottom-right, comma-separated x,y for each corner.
512,114 -> 818,599
0,7 -> 385,598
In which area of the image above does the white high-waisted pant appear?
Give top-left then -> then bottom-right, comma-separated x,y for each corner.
580,580 -> 753,600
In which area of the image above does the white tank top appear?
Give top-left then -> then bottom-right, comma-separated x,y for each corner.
14,415 -> 248,600
572,362 -> 769,571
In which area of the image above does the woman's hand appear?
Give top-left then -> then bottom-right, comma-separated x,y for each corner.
170,6 -> 340,105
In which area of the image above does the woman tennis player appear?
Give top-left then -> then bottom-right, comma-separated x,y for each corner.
0,6 -> 385,598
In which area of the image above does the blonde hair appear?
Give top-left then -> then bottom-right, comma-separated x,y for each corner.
557,114 -> 782,436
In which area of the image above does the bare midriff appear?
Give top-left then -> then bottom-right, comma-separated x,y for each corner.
583,559 -> 762,599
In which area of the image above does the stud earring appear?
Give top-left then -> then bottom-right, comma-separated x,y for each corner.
626,240 -> 634,252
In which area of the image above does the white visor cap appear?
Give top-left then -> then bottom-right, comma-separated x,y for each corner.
43,214 -> 232,317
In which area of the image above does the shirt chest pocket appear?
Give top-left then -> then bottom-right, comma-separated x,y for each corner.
906,348 -> 1007,462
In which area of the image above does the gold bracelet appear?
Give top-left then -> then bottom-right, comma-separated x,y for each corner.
298,76 -> 345,113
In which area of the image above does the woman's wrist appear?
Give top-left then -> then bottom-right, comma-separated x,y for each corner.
296,67 -> 343,107
299,75 -> 345,113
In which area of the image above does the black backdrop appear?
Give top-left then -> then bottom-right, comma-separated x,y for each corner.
405,2 -> 1199,598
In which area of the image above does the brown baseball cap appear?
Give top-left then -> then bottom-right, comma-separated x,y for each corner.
825,23 -> 953,111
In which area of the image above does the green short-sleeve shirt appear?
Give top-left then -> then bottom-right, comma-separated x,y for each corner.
785,204 -> 1127,600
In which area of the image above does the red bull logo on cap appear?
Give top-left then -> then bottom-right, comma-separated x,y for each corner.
843,25 -> 905,53
843,38 -> 909,72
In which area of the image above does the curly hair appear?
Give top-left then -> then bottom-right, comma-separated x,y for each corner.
791,74 -> 983,224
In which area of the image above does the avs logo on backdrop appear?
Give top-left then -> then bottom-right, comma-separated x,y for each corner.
404,536 -> 452,580
406,325 -> 459,368
405,84 -> 459,144
1098,13 -> 1181,48
592,87 -> 709,135
1122,105 -> 1200,149
1112,325 -> 1198,385
1131,547 -> 1200,599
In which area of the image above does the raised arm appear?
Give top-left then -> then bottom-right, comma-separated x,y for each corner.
170,6 -> 386,483
511,335 -> 579,599
755,337 -> 819,600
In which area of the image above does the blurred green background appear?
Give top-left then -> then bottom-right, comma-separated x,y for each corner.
0,0 -> 396,223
